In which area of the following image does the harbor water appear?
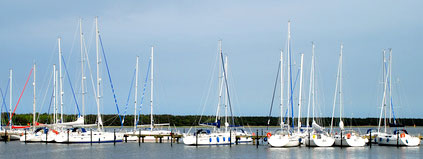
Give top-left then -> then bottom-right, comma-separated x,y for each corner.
0,127 -> 422,159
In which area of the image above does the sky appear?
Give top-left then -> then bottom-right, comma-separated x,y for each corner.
0,0 -> 422,118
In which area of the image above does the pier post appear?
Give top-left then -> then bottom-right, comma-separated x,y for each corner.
396,132 -> 399,148
25,129 -> 27,143
67,129 -> 69,144
195,129 -> 198,147
340,131 -> 343,148
90,129 -> 92,145
369,131 -> 372,148
125,136 -> 127,143
139,129 -> 141,147
308,131 -> 310,148
114,129 -> 116,145
4,129 -> 7,143
230,129 -> 232,147
171,130 -> 173,147
160,137 -> 162,143
256,130 -> 259,148
46,130 -> 48,144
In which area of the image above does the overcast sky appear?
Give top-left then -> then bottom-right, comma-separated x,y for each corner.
0,0 -> 422,118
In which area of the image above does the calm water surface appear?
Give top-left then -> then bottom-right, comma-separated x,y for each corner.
0,127 -> 422,159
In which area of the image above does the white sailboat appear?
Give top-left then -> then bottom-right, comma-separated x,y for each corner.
268,21 -> 302,147
332,44 -> 366,147
133,46 -> 173,142
19,63 -> 45,142
304,43 -> 335,147
54,17 -> 123,143
376,49 -> 420,146
183,41 -> 236,146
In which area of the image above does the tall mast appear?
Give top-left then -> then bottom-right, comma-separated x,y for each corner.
80,18 -> 85,119
339,44 -> 343,125
312,44 -> 316,122
297,54 -> 304,132
378,49 -> 389,133
150,46 -> 154,130
306,42 -> 315,131
280,50 -> 284,129
33,63 -> 36,131
58,37 -> 64,124
95,16 -> 103,130
286,20 -> 292,130
134,56 -> 139,131
389,48 -> 392,123
9,69 -> 12,129
215,40 -> 223,125
53,65 -> 57,124
224,55 -> 228,132
330,43 -> 343,133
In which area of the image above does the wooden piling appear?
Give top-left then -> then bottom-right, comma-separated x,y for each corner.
369,131 -> 372,148
256,130 -> 259,148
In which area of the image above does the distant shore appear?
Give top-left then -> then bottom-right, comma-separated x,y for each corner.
4,113 -> 423,127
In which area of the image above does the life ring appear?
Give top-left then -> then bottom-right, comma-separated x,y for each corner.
263,137 -> 268,142
252,132 -> 255,136
266,132 -> 272,138
346,133 -> 351,139
400,133 -> 406,138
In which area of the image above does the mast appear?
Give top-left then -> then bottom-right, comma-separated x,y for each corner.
378,50 -> 389,133
297,54 -> 304,133
389,48 -> 392,123
224,55 -> 228,132
53,65 -> 57,124
286,20 -> 292,130
95,16 -> 103,130
215,40 -> 223,126
9,69 -> 12,129
306,43 -> 315,131
150,46 -> 154,130
33,63 -> 36,131
280,50 -> 284,129
134,56 -> 139,131
338,44 -> 344,122
312,44 -> 316,123
80,18 -> 85,119
330,43 -> 343,133
58,37 -> 64,124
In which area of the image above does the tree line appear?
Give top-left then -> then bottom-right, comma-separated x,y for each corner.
1,113 -> 422,127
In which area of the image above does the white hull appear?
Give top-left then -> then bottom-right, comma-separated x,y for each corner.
334,134 -> 366,147
377,133 -> 420,146
54,131 -> 123,143
20,133 -> 43,142
183,132 -> 235,145
268,134 -> 300,147
304,134 -> 335,147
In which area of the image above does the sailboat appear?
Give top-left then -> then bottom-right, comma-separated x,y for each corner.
132,46 -> 174,142
332,44 -> 366,147
268,21 -> 302,147
6,68 -> 32,141
19,63 -> 44,142
375,49 -> 420,146
54,17 -> 123,143
304,43 -> 335,147
182,41 -> 236,146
